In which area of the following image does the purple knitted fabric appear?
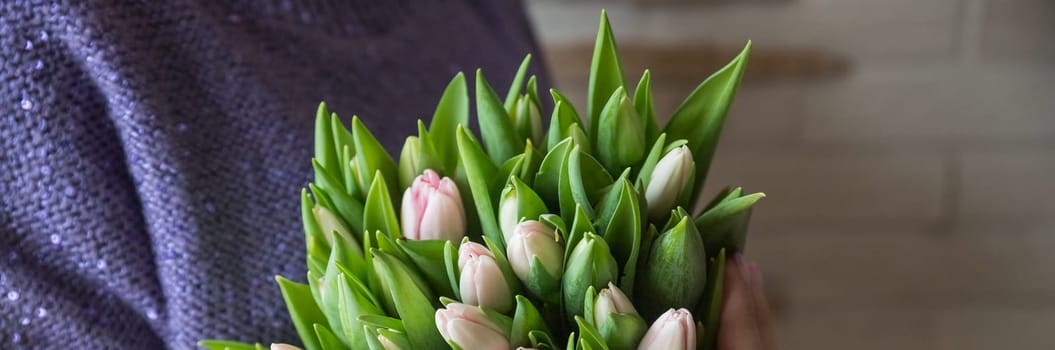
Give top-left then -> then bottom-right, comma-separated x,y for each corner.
0,1 -> 544,348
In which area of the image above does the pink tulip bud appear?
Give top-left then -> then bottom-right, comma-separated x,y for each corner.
400,169 -> 465,243
637,308 -> 696,350
458,242 -> 514,313
270,344 -> 301,350
435,303 -> 510,350
506,220 -> 564,281
595,282 -> 639,322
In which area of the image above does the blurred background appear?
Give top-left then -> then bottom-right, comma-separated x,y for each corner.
526,0 -> 1054,349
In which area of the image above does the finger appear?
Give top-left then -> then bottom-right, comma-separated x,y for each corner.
718,255 -> 762,350
748,262 -> 777,350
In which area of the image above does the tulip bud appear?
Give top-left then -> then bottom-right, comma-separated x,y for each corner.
507,221 -> 564,301
400,169 -> 465,243
312,205 -> 362,255
563,232 -> 619,318
498,178 -> 549,244
597,87 -> 646,174
507,220 -> 564,280
398,136 -> 439,190
636,217 -> 707,319
270,344 -> 301,350
637,309 -> 696,350
458,242 -> 514,313
594,282 -> 639,321
592,283 -> 647,350
512,94 -> 544,145
644,146 -> 694,222
435,303 -> 511,350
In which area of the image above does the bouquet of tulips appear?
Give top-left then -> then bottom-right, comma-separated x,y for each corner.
201,11 -> 761,350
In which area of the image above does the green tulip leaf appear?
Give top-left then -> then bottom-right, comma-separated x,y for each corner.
530,330 -> 557,349
505,176 -> 549,238
632,70 -> 660,147
277,276 -> 328,350
512,295 -> 552,348
597,313 -> 647,350
302,189 -> 330,276
351,117 -> 398,199
197,340 -> 261,350
313,323 -> 344,350
362,325 -> 384,350
696,192 -> 763,255
496,154 -> 527,197
583,286 -> 598,326
575,316 -> 610,350
634,133 -> 667,191
310,169 -> 366,236
565,205 -> 593,265
534,138 -> 575,208
443,240 -> 460,300
362,172 -> 401,239
430,73 -> 469,173
331,113 -> 355,162
587,10 -> 626,149
358,314 -> 405,332
702,187 -> 740,213
315,103 -> 339,184
456,125 -> 504,248
377,328 -> 413,350
397,238 -> 457,299
595,176 -> 643,297
517,140 -> 544,186
476,69 -> 521,165
525,255 -> 562,304
371,251 -> 445,350
319,234 -> 365,344
505,55 -> 533,112
340,145 -> 363,200
634,225 -> 658,280
482,236 -> 523,295
663,42 -> 751,204
333,272 -> 384,349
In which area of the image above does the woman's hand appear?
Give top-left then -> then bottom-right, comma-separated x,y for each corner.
719,255 -> 777,350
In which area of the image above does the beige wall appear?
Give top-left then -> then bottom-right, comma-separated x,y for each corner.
526,0 -> 1055,348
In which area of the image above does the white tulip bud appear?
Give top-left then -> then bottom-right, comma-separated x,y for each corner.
594,282 -> 639,322
506,220 -> 564,282
644,146 -> 694,222
637,308 -> 696,350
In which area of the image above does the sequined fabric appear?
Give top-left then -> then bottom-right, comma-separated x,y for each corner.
0,1 -> 544,348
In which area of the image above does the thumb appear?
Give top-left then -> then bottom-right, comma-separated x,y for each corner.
718,255 -> 763,350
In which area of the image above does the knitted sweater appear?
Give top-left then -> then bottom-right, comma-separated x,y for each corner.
0,1 -> 544,348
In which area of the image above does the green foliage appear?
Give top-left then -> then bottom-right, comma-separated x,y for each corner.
207,10 -> 759,350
